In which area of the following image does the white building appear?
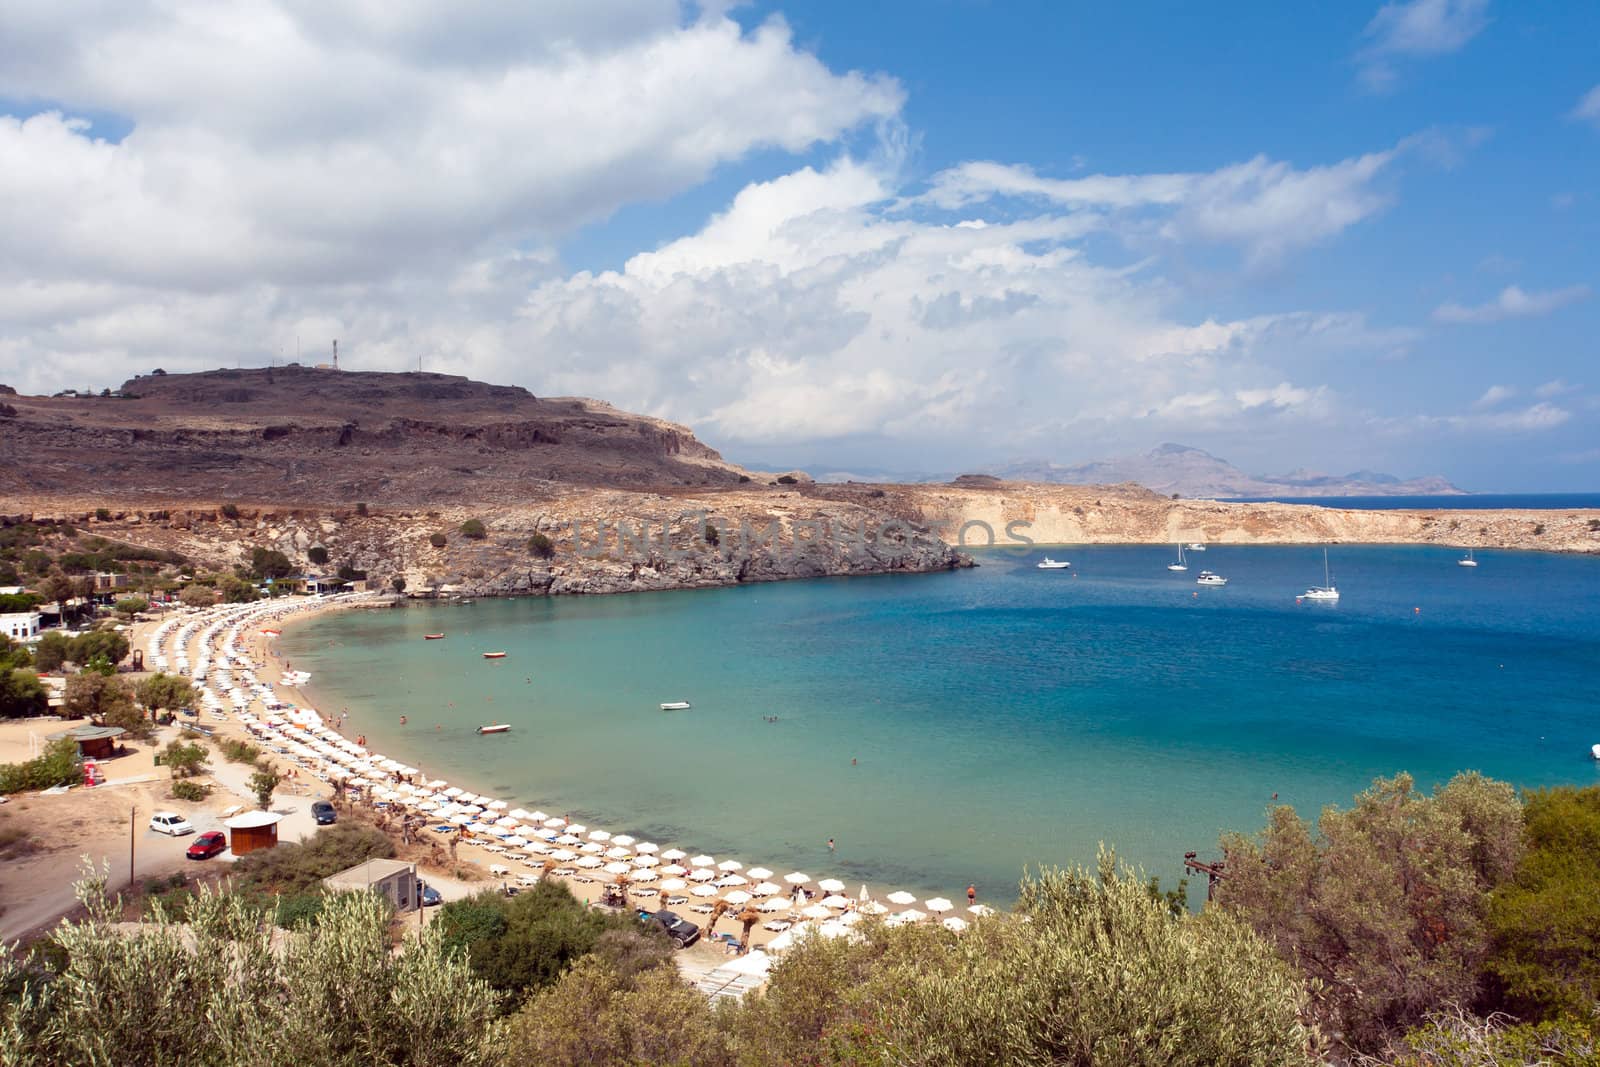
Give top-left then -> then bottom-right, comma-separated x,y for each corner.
0,612 -> 41,641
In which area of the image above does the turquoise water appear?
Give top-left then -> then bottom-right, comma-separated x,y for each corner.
279,546 -> 1600,903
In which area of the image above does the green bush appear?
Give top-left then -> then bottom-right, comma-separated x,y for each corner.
355,502 -> 369,517
234,824 -> 395,895
219,503 -> 240,519
0,738 -> 80,794
306,546 -> 329,566
776,474 -> 798,485
429,532 -> 447,549
274,891 -> 327,929
527,532 -> 555,559
94,508 -> 112,522
459,519 -> 487,540
250,547 -> 293,580
0,664 -> 47,719
218,737 -> 261,764
113,596 -> 149,616
171,780 -> 210,802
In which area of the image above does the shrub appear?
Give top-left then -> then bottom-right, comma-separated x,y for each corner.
355,502 -> 369,517
178,584 -> 218,608
429,532 -> 447,549
250,547 -> 293,580
1533,523 -> 1546,535
306,545 -> 329,565
160,739 -> 208,779
220,503 -> 240,519
336,564 -> 366,581
703,522 -> 720,547
776,474 -> 798,485
113,596 -> 149,617
94,508 -> 112,522
234,824 -> 396,895
219,737 -> 261,764
0,667 -> 47,718
527,533 -> 555,560
136,672 -> 196,714
274,891 -> 326,929
391,576 -> 406,593
459,519 -> 487,540
0,738 -> 80,794
171,780 -> 210,802
248,767 -> 280,810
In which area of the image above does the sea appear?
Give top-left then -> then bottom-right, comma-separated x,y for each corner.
1219,493 -> 1600,510
278,545 -> 1600,904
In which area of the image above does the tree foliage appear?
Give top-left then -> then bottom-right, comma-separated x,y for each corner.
527,533 -> 555,560
234,824 -> 395,896
179,583 -> 219,608
0,870 -> 502,1066
435,880 -> 662,999
65,672 -> 144,735
307,545 -> 330,566
137,671 -> 197,713
1215,772 -> 1525,1054
459,519 -> 487,540
248,766 -> 281,811
161,738 -> 208,779
1483,785 -> 1600,1021
113,596 -> 149,616
251,547 -> 295,580
0,666 -> 46,719
0,737 -> 79,795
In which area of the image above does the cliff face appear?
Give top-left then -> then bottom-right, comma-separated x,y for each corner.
0,367 -> 747,502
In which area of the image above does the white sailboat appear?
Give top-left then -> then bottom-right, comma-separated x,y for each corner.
1458,549 -> 1478,568
1302,548 -> 1339,602
1036,557 -> 1071,570
1167,544 -> 1187,572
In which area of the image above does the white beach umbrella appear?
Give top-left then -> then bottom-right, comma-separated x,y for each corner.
895,909 -> 926,924
801,904 -> 832,920
631,869 -> 658,882
751,881 -> 782,897
549,849 -> 578,862
942,916 -> 969,933
449,813 -> 473,825
690,855 -> 716,868
817,878 -> 845,893
588,830 -> 611,842
757,897 -> 789,912
660,848 -> 686,860
857,900 -> 889,915
486,800 -> 508,811
495,816 -> 519,828
886,891 -> 917,906
633,855 -> 660,867
723,890 -> 752,905
504,836 -> 529,847
508,808 -> 532,821
604,861 -> 632,875
924,897 -> 954,914
717,860 -> 743,872
612,834 -> 636,846
783,872 -> 811,885
579,842 -> 604,854
838,910 -> 866,927
635,842 -> 659,853
577,856 -> 603,869
688,868 -> 715,882
555,834 -> 581,845
543,817 -> 566,828
534,828 -> 558,841
565,824 -> 587,836
968,904 -> 994,917
527,810 -> 549,823
521,842 -> 547,853
660,863 -> 687,876
605,846 -> 631,859
443,786 -> 465,798
714,874 -> 747,887
691,884 -> 719,897
658,878 -> 688,892
746,866 -> 774,880
821,895 -> 851,909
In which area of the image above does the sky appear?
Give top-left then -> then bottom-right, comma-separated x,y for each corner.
0,1 -> 1596,490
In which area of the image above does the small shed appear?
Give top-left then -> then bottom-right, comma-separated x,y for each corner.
46,723 -> 125,760
224,810 -> 284,855
322,858 -> 419,912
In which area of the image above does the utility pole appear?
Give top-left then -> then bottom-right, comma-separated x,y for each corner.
129,806 -> 136,889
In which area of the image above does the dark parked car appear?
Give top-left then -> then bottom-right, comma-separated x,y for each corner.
416,880 -> 443,907
311,801 -> 337,825
650,909 -> 701,948
186,831 -> 226,860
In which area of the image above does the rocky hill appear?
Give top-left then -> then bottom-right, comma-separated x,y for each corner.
0,366 -> 749,504
991,443 -> 1462,498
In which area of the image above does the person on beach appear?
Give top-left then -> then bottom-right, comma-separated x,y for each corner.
827,838 -> 835,852
967,884 -> 977,905
399,715 -> 407,726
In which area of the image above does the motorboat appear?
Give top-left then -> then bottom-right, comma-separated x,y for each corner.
1301,548 -> 1339,602
1167,544 -> 1187,572
477,724 -> 511,735
1196,571 -> 1228,586
660,701 -> 692,711
424,633 -> 446,640
1186,543 -> 1206,552
482,651 -> 507,659
1036,557 -> 1071,570
1458,549 -> 1478,568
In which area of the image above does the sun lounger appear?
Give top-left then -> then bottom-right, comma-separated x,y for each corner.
762,921 -> 791,932
553,867 -> 577,877
632,887 -> 658,898
488,864 -> 509,876
666,895 -> 688,906
690,903 -> 714,914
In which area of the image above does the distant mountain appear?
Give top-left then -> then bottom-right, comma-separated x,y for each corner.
988,444 -> 1462,499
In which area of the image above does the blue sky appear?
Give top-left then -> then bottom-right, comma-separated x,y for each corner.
0,1 -> 1595,489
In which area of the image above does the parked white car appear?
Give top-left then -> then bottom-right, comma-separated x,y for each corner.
149,812 -> 195,836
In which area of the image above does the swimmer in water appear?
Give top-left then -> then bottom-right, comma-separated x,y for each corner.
400,715 -> 408,726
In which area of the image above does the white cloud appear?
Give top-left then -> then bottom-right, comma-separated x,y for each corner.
1472,384 -> 1515,409
1357,0 -> 1490,91
924,145 -> 1401,265
0,3 -> 902,289
1534,378 -> 1578,399
1573,85 -> 1600,128
1433,284 -> 1592,324
1397,401 -> 1572,435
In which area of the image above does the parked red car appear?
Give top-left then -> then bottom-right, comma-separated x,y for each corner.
186,831 -> 226,860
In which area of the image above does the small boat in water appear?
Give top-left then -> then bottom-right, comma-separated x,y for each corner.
1301,548 -> 1340,602
1187,543 -> 1206,552
1196,570 -> 1228,586
1036,557 -> 1071,570
1458,549 -> 1478,568
660,701 -> 692,711
1167,544 -> 1187,572
482,651 -> 507,659
477,723 -> 511,735
424,633 -> 446,640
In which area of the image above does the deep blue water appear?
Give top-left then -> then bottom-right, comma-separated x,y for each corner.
281,545 -> 1600,903
1221,494 -> 1600,510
